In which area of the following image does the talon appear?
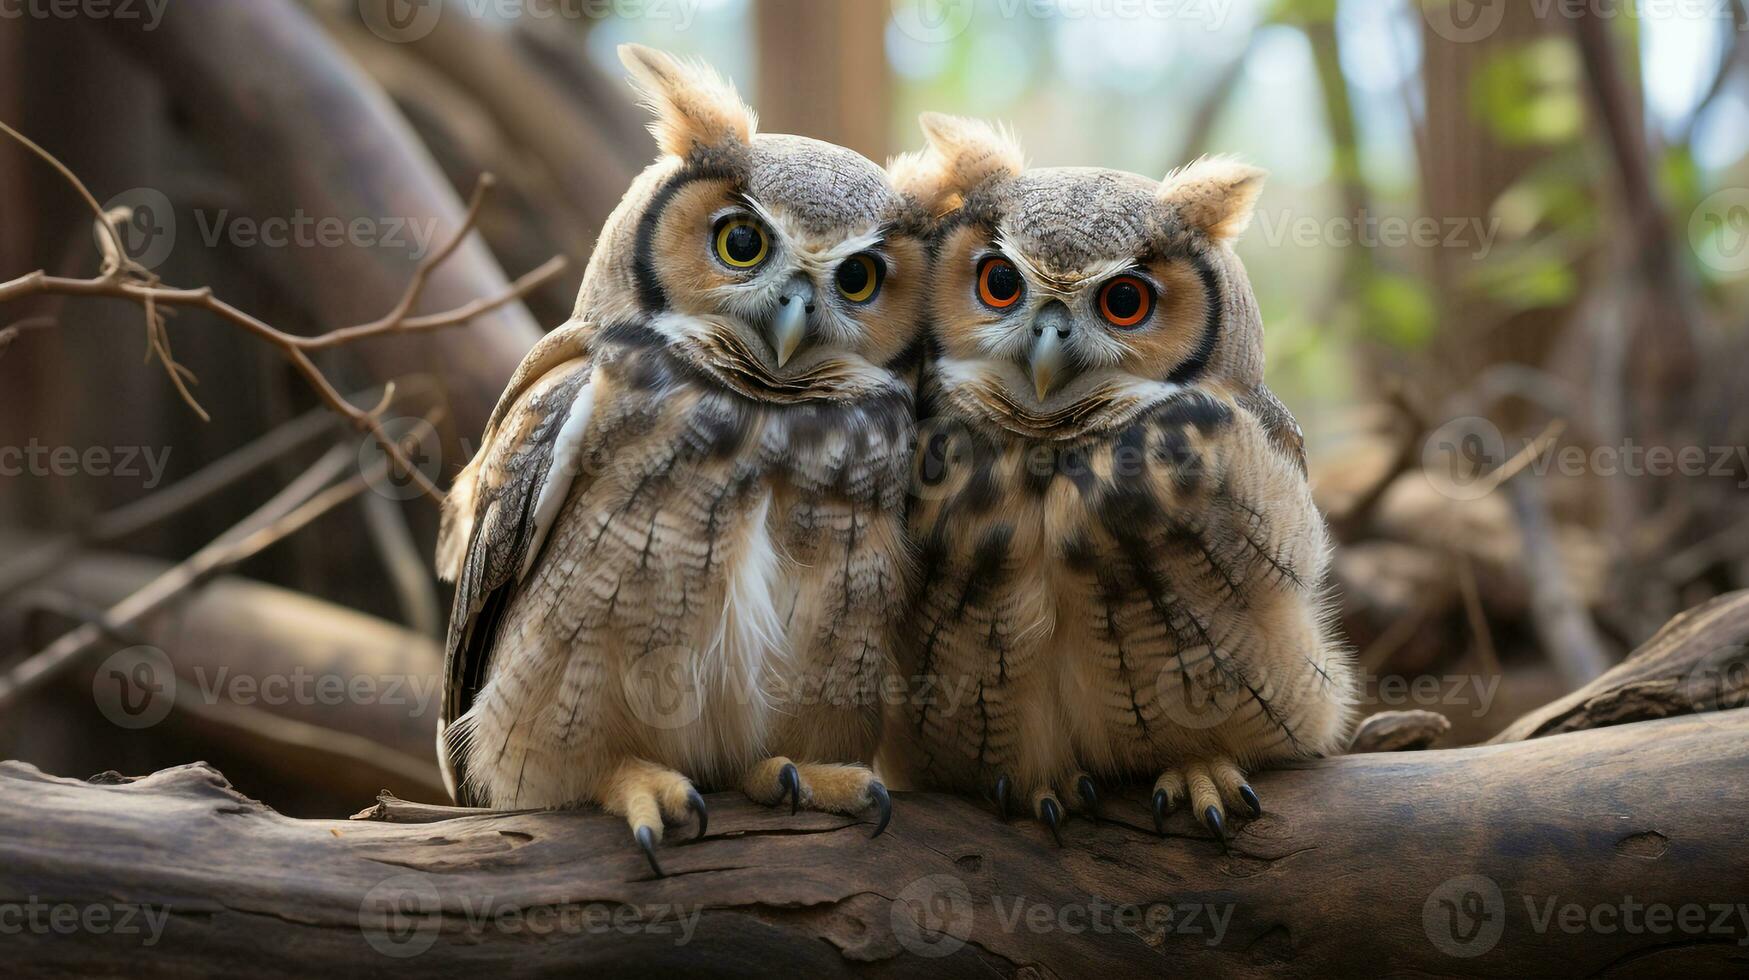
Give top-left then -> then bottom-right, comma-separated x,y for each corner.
1152,788 -> 1169,837
994,774 -> 1011,821
1203,805 -> 1227,851
777,763 -> 801,815
1077,775 -> 1099,822
1239,783 -> 1261,818
868,780 -> 892,839
686,786 -> 709,840
1040,797 -> 1063,847
635,825 -> 664,877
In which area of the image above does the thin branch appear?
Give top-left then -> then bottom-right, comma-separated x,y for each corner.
0,124 -> 566,502
0,118 -> 127,265
0,378 -> 440,599
0,444 -> 359,710
170,685 -> 446,797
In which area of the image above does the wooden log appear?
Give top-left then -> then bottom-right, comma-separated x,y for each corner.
0,539 -> 445,812
1346,708 -> 1450,752
3,709 -> 1747,977
1491,589 -> 1749,743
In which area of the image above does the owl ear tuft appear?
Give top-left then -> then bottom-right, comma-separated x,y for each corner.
1159,156 -> 1266,241
619,43 -> 756,158
892,112 -> 1025,213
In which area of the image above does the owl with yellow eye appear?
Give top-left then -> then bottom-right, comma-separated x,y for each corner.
436,47 -> 932,876
881,114 -> 1356,845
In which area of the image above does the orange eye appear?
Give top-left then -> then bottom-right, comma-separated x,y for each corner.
1098,275 -> 1152,327
977,257 -> 1023,310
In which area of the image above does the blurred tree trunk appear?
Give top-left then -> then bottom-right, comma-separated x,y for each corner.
754,0 -> 892,161
1416,0 -> 1595,411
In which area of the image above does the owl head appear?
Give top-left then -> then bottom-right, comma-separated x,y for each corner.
898,113 -> 1269,438
577,45 -> 930,401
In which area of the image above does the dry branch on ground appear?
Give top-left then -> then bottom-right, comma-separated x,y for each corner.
3,594 -> 1747,976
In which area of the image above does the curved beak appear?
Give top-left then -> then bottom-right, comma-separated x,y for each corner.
769,277 -> 812,368
1029,303 -> 1072,401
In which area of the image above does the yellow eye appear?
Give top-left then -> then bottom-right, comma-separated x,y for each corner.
714,218 -> 768,269
835,253 -> 882,303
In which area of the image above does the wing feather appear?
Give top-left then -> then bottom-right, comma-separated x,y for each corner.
436,320 -> 598,804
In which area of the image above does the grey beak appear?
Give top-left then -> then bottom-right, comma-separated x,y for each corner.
1029,301 -> 1072,401
770,276 -> 813,368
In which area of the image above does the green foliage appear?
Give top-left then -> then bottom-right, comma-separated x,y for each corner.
1362,274 -> 1436,350
1472,39 -> 1586,146
1465,249 -> 1579,310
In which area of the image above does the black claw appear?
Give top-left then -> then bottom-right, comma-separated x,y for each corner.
868,781 -> 892,839
1040,797 -> 1063,847
635,825 -> 664,877
1077,775 -> 1100,822
994,774 -> 1011,821
777,763 -> 801,816
1239,784 -> 1262,818
1152,788 -> 1170,837
686,787 -> 709,840
1203,805 -> 1227,851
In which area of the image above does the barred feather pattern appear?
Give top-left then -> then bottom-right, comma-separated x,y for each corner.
443,326 -> 916,808
885,384 -> 1354,797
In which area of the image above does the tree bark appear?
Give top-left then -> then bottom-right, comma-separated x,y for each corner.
3,708 -> 1747,977
6,594 -> 1746,976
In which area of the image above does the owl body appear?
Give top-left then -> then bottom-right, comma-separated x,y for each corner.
437,47 -> 927,866
447,327 -> 914,809
898,386 -> 1343,793
883,117 -> 1355,833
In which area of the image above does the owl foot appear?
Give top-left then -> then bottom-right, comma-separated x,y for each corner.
1033,790 -> 1065,847
743,757 -> 892,838
1151,758 -> 1260,848
988,773 -> 1098,845
601,760 -> 707,878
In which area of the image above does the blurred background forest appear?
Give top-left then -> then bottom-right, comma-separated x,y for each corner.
1,0 -> 1745,815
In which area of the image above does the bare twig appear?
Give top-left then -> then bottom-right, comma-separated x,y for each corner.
1454,550 -> 1500,677
0,119 -> 127,264
0,123 -> 565,502
1330,382 -> 1427,539
171,694 -> 445,798
0,379 -> 440,599
1507,470 -> 1612,685
1467,419 -> 1567,499
361,492 -> 444,639
0,444 -> 361,710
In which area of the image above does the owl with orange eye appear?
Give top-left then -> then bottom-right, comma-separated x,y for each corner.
880,114 -> 1356,847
